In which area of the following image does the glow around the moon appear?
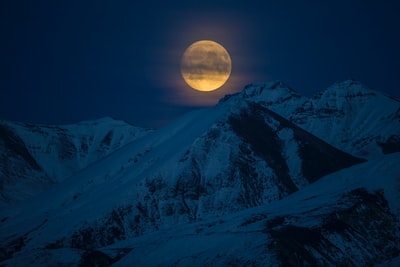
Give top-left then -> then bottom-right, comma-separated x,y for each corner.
180,40 -> 232,92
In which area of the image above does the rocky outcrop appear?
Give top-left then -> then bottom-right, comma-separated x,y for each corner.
267,189 -> 399,266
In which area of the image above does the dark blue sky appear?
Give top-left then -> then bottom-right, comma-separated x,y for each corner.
1,0 -> 399,128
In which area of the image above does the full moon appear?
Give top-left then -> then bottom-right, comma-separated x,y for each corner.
180,40 -> 232,92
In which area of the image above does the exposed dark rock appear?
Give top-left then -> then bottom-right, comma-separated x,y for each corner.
267,189 -> 400,267
377,135 -> 400,154
234,148 -> 265,207
229,104 -> 297,194
229,103 -> 365,189
70,205 -> 133,249
79,250 -> 114,267
175,158 -> 204,221
56,130 -> 77,160
0,124 -> 42,171
78,248 -> 134,267
100,131 -> 114,148
0,124 -> 51,204
0,236 -> 27,262
256,103 -> 365,182
45,238 -> 65,249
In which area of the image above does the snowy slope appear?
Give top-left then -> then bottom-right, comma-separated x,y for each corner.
0,80 -> 399,266
0,92 -> 364,262
111,153 -> 400,267
291,80 -> 400,158
0,117 -> 150,207
227,80 -> 400,158
3,153 -> 399,266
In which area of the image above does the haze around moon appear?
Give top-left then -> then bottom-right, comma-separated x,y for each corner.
180,40 -> 232,92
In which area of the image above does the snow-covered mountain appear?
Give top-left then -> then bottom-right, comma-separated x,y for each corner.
110,153 -> 400,267
230,80 -> 400,158
0,117 -> 150,207
0,81 -> 399,266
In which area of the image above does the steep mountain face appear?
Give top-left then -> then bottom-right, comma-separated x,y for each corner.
228,80 -> 400,158
0,98 -> 365,255
111,153 -> 400,267
2,153 -> 399,267
291,80 -> 400,158
0,81 -> 399,266
0,124 -> 50,204
0,117 -> 150,207
128,100 -> 364,228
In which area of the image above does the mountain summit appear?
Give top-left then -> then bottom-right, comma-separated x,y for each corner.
225,80 -> 400,158
1,81 -> 399,266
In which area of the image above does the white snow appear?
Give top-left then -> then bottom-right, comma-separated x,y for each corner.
1,80 -> 399,266
231,80 -> 400,158
1,117 -> 150,182
111,153 -> 400,266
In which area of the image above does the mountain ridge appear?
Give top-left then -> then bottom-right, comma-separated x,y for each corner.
1,80 -> 399,266
223,80 -> 400,158
0,117 -> 150,207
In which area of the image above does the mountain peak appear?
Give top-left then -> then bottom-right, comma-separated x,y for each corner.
241,80 -> 300,100
318,80 -> 376,99
75,116 -> 128,127
220,80 -> 302,106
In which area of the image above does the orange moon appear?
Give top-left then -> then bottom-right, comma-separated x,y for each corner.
180,40 -> 232,92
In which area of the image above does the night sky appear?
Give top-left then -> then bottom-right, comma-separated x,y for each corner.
1,1 -> 399,128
